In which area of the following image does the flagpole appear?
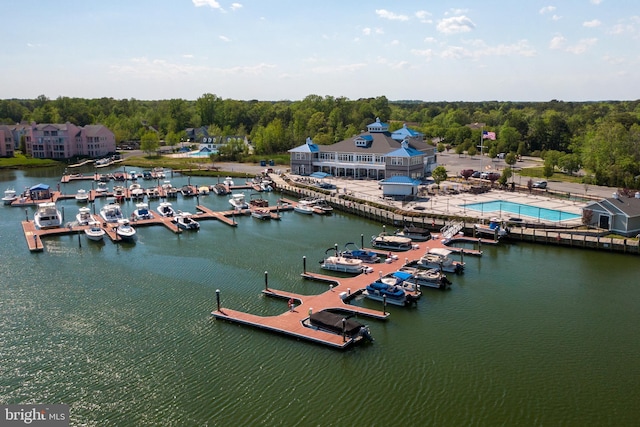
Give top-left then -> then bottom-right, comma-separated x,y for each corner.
480,126 -> 483,172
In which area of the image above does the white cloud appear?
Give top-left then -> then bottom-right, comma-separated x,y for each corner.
311,63 -> 368,73
110,57 -> 209,78
552,15 -> 562,21
216,63 -> 276,75
424,37 -> 437,43
192,0 -> 222,9
539,6 -> 556,14
436,16 -> 475,34
362,28 -> 371,36
445,8 -> 469,16
437,39 -> 536,60
219,35 -> 231,42
230,3 -> 242,11
415,10 -> 432,24
410,48 -> 434,60
375,9 -> 409,21
566,38 -> 597,54
182,54 -> 194,59
583,19 -> 601,28
549,35 -> 566,49
590,0 -> 603,4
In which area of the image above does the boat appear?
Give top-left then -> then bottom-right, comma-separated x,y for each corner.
364,279 -> 417,307
474,217 -> 509,239
340,242 -> 380,263
145,187 -> 161,199
129,183 -> 145,200
251,208 -> 272,220
132,202 -> 153,220
74,188 -> 89,203
84,221 -> 105,242
152,167 -> 166,179
229,193 -> 249,210
259,181 -> 273,192
249,193 -> 269,208
198,185 -> 210,195
95,182 -> 108,195
416,247 -> 464,274
34,202 -> 63,229
223,176 -> 235,187
321,255 -> 372,274
173,211 -> 200,230
375,270 -> 423,294
162,181 -> 179,198
2,188 -> 17,205
115,219 -> 136,241
99,201 -> 124,223
76,206 -> 94,225
310,198 -> 333,214
113,185 -> 126,202
180,185 -> 195,197
395,225 -> 431,241
398,266 -> 452,290
370,233 -> 413,251
212,183 -> 229,196
303,309 -> 373,343
142,171 -> 152,180
293,200 -> 314,215
157,201 -> 176,217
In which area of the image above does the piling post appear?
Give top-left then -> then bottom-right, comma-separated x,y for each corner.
264,271 -> 268,291
361,234 -> 364,248
78,230 -> 81,248
33,234 -> 37,249
478,238 -> 481,252
460,249 -> 464,264
383,294 -> 387,315
61,206 -> 65,222
216,289 -> 220,311
303,256 -> 306,273
342,318 -> 346,342
25,209 -> 29,221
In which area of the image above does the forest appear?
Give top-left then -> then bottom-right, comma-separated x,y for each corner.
1,94 -> 640,188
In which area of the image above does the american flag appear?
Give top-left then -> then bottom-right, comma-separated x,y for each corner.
482,131 -> 496,140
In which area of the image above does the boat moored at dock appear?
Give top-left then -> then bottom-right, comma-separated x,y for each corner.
100,201 -> 124,223
84,221 -> 105,241
303,310 -> 374,343
371,233 -> 413,251
173,211 -> 200,230
416,247 -> 464,274
157,201 -> 176,217
34,202 -> 62,229
395,225 -> 432,241
2,188 -> 17,205
320,254 -> 373,274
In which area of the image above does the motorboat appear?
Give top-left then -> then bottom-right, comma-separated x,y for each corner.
157,201 -> 176,217
212,183 -> 229,196
99,201 -> 124,223
251,208 -> 272,220
116,219 -> 136,241
84,221 -> 105,242
293,199 -> 314,215
249,193 -> 269,208
198,186 -> 210,195
340,242 -> 380,263
223,176 -> 235,187
128,170 -> 138,181
398,266 -> 452,290
474,217 -> 509,239
173,211 -> 200,230
76,206 -> 94,225
142,171 -> 152,180
180,185 -> 195,197
145,187 -> 161,199
229,193 -> 249,210
364,279 -> 418,307
2,188 -> 17,205
34,202 -> 62,229
303,309 -> 373,343
311,198 -> 333,214
74,188 -> 89,203
162,181 -> 179,198
321,255 -> 372,274
132,202 -> 153,220
370,233 -> 412,251
376,270 -> 422,294
113,185 -> 126,202
95,182 -> 108,195
259,181 -> 273,192
129,183 -> 145,200
417,247 -> 464,274
395,225 -> 431,241
152,167 -> 166,179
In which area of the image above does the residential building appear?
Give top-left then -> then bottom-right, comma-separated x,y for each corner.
14,122 -> 115,159
0,125 -> 15,157
288,118 -> 436,180
583,192 -> 640,237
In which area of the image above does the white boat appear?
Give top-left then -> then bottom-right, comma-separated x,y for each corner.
116,219 -> 136,241
95,182 -> 108,195
145,187 -> 161,199
223,176 -> 235,187
364,275 -> 419,307
417,247 -> 465,274
129,183 -> 145,199
370,233 -> 412,251
2,188 -> 17,205
84,221 -> 105,242
113,185 -> 126,202
157,201 -> 175,217
132,202 -> 153,220
293,200 -> 314,215
76,206 -> 94,225
474,217 -> 509,239
212,183 -> 229,196
173,211 -> 200,230
162,181 -> 179,198
321,255 -> 372,274
310,198 -> 333,214
341,243 -> 380,263
398,266 -> 452,290
198,186 -> 210,195
75,188 -> 89,203
100,201 -> 124,223
34,202 -> 62,229
251,208 -> 272,220
229,193 -> 249,210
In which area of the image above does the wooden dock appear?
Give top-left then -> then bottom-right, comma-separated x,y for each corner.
212,240 -> 469,349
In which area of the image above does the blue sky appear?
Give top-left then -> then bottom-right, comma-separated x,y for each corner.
1,0 -> 638,102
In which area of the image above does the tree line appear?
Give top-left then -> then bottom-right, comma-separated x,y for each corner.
1,95 -> 639,188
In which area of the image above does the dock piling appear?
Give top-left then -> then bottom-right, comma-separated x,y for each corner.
342,318 -> 346,342
216,289 -> 220,311
25,209 -> 28,222
383,294 -> 387,315
303,256 -> 306,273
264,271 -> 268,291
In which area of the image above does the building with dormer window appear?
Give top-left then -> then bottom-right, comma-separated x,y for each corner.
288,118 -> 436,180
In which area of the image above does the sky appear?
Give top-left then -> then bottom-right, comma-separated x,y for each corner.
1,0 -> 639,102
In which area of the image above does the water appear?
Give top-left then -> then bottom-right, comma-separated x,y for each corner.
2,167 -> 640,426
462,199 -> 581,221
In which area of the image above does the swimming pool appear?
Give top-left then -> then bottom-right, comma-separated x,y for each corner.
461,200 -> 581,221
187,151 -> 216,158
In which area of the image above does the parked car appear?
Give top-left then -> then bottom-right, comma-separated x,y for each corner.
532,180 -> 547,189
471,171 -> 482,178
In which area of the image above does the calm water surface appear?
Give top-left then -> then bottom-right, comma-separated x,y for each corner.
1,167 -> 639,426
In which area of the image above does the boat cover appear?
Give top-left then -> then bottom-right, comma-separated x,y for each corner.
309,311 -> 364,337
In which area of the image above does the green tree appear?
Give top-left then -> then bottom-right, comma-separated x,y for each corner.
140,131 -> 160,155
431,166 -> 448,188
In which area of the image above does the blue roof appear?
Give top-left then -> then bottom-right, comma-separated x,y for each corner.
379,176 -> 421,185
391,125 -> 423,140
30,183 -> 50,191
289,143 -> 319,153
386,146 -> 423,157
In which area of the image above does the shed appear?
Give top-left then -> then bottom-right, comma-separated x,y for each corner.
378,176 -> 421,197
29,183 -> 51,200
583,192 -> 640,237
